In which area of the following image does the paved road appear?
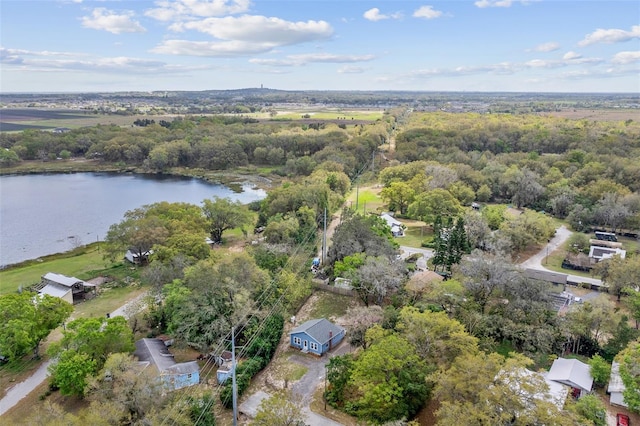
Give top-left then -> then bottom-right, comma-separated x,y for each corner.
0,291 -> 147,417
519,225 -> 604,287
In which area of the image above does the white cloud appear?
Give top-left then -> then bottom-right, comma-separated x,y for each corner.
250,53 -> 375,67
145,0 -> 251,21
170,15 -> 333,45
578,25 -> 640,46
533,42 -> 560,52
152,39 -> 275,56
612,51 -> 640,64
563,51 -> 582,60
81,8 -> 146,34
474,0 -> 513,8
363,8 -> 402,21
338,66 -> 367,74
413,5 -> 444,19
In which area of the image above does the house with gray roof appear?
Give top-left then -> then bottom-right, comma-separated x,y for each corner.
547,358 -> 593,398
134,338 -> 199,391
38,272 -> 96,304
608,361 -> 628,407
289,318 -> 345,356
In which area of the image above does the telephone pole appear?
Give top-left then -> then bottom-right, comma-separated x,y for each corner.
232,326 -> 238,426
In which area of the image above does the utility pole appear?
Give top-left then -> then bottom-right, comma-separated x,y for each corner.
355,182 -> 359,211
322,208 -> 327,265
232,326 -> 237,426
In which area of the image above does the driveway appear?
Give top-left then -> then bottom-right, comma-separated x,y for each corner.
239,340 -> 352,426
399,246 -> 434,271
519,225 -> 604,287
0,291 -> 147,417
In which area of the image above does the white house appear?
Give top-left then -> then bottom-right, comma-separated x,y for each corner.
588,246 -> 626,264
608,361 -> 628,407
380,213 -> 405,237
547,358 -> 593,398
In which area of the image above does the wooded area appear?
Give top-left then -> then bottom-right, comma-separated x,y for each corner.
1,101 -> 639,425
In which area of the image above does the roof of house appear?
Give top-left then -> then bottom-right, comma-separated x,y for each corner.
380,213 -> 402,227
589,246 -> 626,260
608,361 -> 625,393
289,318 -> 344,345
547,358 -> 594,392
135,338 -> 181,373
405,270 -> 444,292
501,368 -> 569,410
38,283 -> 72,299
524,268 -> 568,284
164,361 -> 199,375
42,272 -> 91,288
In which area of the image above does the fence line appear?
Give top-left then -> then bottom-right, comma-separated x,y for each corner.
312,280 -> 355,297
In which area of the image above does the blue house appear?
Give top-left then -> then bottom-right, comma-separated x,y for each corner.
134,338 -> 200,391
289,318 -> 345,356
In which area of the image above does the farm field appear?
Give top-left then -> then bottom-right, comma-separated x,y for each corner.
0,109 -> 180,132
541,108 -> 639,122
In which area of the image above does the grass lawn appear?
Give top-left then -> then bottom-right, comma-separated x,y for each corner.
346,185 -> 384,215
400,219 -> 432,248
307,291 -> 353,321
274,110 -> 383,121
0,244 -> 120,295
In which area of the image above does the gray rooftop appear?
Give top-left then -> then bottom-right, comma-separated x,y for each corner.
134,338 -> 180,373
547,358 -> 593,392
289,318 -> 344,345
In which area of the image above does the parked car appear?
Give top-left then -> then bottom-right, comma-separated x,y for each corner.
0,355 -> 9,365
617,413 -> 630,426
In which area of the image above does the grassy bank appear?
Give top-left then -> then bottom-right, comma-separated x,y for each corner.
0,243 -> 132,295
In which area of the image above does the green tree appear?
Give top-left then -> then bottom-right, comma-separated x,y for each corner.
251,391 -> 306,426
617,339 -> 640,413
346,331 -> 432,423
103,209 -> 169,264
481,204 -> 507,230
50,316 -> 135,371
588,354 -> 611,388
0,292 -> 72,361
407,188 -> 463,225
594,255 -> 640,301
396,306 -> 478,370
435,351 -> 580,426
202,196 -> 253,244
380,181 -> 416,215
570,394 -> 606,426
49,350 -> 97,396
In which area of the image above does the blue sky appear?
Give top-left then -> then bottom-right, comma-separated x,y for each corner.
1,0 -> 639,93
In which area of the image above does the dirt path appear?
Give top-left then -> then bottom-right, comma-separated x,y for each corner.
0,291 -> 147,417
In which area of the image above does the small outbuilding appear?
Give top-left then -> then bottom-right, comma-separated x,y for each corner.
289,318 -> 345,356
608,361 -> 628,408
125,249 -> 153,265
547,358 -> 593,398
38,272 -> 96,304
588,246 -> 626,264
134,338 -> 199,391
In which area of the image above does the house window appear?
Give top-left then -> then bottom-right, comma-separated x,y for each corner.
293,336 -> 301,346
310,342 -> 319,352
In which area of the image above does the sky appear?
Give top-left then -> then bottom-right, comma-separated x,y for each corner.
1,0 -> 639,93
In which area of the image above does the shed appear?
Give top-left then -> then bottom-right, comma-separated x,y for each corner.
608,361 -> 628,407
39,272 -> 95,304
547,358 -> 593,398
134,338 -> 199,391
380,213 -> 405,237
289,318 -> 345,356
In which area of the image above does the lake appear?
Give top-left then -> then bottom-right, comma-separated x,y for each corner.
0,173 -> 266,268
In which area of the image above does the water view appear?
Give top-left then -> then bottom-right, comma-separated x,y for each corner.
0,173 -> 266,268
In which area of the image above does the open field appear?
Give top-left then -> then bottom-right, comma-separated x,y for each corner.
0,245 -> 120,295
541,108 -> 639,122
0,109 -> 182,132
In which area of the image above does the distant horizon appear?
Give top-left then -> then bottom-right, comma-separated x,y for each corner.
2,88 -> 638,96
2,1 -> 638,93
